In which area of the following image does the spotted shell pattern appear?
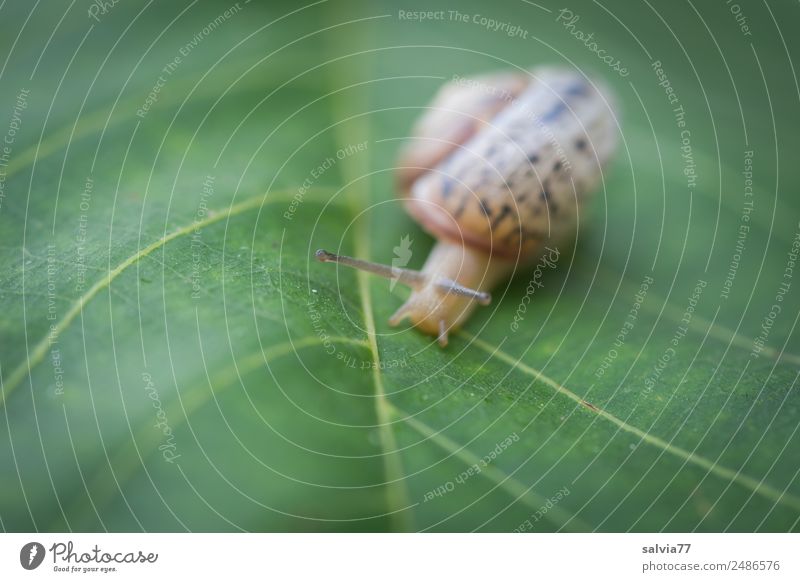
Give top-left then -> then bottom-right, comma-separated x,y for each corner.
398,67 -> 618,261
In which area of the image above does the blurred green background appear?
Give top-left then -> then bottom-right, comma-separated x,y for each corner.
1,0 -> 799,532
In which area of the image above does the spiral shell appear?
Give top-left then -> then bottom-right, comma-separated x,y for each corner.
398,67 -> 618,261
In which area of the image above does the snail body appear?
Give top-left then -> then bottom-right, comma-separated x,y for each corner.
318,66 -> 618,346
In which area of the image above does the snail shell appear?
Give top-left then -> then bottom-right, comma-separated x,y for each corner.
398,66 -> 618,261
318,67 -> 619,346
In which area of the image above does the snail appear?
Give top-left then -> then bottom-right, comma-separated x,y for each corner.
317,66 -> 618,346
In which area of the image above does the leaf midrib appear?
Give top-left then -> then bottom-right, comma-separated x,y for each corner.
324,22 -> 415,529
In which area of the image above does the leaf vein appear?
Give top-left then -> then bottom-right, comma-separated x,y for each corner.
460,331 -> 800,511
1,188 -> 339,406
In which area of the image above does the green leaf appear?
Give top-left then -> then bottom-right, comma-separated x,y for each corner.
1,0 -> 799,532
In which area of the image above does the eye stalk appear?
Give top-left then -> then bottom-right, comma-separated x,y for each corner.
315,249 -> 491,304
315,246 -> 494,347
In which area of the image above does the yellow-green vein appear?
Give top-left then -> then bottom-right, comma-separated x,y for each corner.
460,331 -> 800,512
325,14 -> 413,530
1,188 -> 338,407
390,403 -> 589,531
57,335 -> 370,529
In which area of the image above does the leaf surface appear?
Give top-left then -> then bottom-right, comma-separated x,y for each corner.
1,0 -> 799,532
